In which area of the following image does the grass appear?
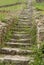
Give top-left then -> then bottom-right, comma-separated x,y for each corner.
34,2 -> 44,10
0,0 -> 26,20
0,0 -> 26,5
0,4 -> 26,11
0,0 -> 26,11
33,2 -> 44,15
29,44 -> 44,65
1,18 -> 18,47
0,4 -> 26,20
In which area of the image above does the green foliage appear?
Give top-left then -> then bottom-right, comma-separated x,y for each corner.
0,4 -> 26,20
0,62 -> 3,65
30,45 -> 44,65
30,24 -> 37,44
0,0 -> 26,6
4,30 -> 13,42
33,1 -> 44,10
41,42 -> 44,54
3,18 -> 18,42
0,0 -> 26,20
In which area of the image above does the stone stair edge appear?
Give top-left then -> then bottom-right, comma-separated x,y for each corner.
0,55 -> 29,62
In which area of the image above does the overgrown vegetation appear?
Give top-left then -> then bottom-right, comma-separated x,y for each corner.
4,18 -> 18,42
30,1 -> 44,65
33,1 -> 44,15
0,4 -> 25,20
29,44 -> 44,65
0,0 -> 26,20
0,0 -> 44,65
0,0 -> 26,5
34,2 -> 44,10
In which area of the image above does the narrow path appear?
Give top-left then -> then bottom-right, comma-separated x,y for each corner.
0,0 -> 35,65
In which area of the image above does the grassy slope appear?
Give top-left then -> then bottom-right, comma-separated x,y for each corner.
0,0 -> 26,5
34,2 -> 44,10
33,2 -> 44,15
0,0 -> 26,11
0,4 -> 26,20
0,0 -> 26,20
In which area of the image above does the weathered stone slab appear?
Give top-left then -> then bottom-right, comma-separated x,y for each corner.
37,21 -> 44,42
0,55 -> 29,65
9,38 -> 31,43
6,42 -> 32,48
0,47 -> 34,55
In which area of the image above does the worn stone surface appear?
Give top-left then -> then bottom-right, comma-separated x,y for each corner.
0,0 -> 35,65
37,16 -> 44,43
0,47 -> 34,55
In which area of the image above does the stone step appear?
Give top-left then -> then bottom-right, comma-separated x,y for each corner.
20,11 -> 31,16
19,14 -> 29,18
10,39 -> 31,43
5,42 -> 32,48
20,10 -> 30,14
11,23 -> 32,27
12,25 -> 32,29
18,19 -> 32,25
18,18 -> 31,23
13,28 -> 31,32
20,13 -> 30,16
20,12 -> 29,15
19,13 -> 30,19
11,30 -> 30,32
19,16 -> 29,19
12,24 -> 31,28
12,27 -> 31,31
11,25 -> 32,29
0,55 -> 29,65
13,33 -> 30,37
17,22 -> 32,26
14,27 -> 31,29
0,47 -> 34,55
24,9 -> 32,12
13,30 -> 31,33
13,35 -> 30,39
13,31 -> 30,34
17,23 -> 32,27
11,31 -> 31,35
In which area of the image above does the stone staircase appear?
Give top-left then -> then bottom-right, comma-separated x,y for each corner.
0,0 -> 35,65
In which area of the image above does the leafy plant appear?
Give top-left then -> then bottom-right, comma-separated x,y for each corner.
30,45 -> 44,65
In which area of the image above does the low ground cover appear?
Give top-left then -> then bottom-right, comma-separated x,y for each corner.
33,2 -> 44,15
0,0 -> 26,6
0,0 -> 26,20
34,2 -> 44,10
